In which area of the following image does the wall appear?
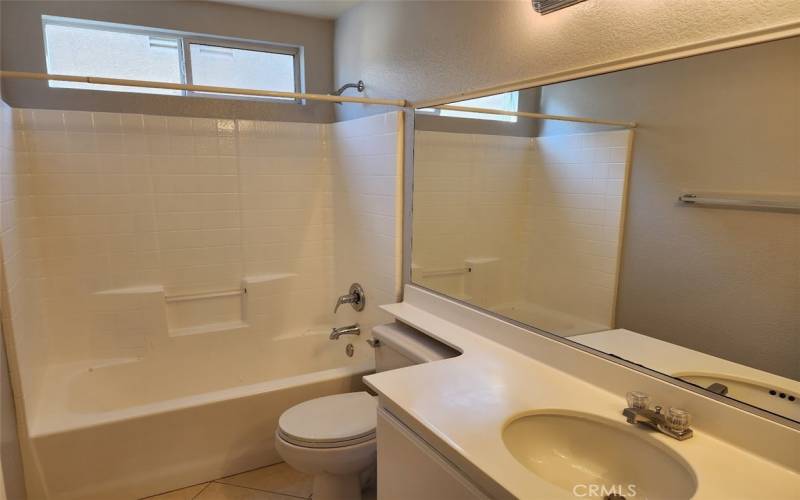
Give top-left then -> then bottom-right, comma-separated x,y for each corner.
1,0 -> 335,123
14,108 -> 335,365
526,130 -> 630,334
334,0 -> 800,121
539,37 -> 800,379
331,112 -> 403,331
10,104 -> 402,377
411,128 -> 631,336
412,130 -> 531,306
0,97 -> 30,499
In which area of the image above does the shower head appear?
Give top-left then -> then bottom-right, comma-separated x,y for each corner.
332,80 -> 365,96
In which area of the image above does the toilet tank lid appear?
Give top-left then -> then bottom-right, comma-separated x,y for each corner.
372,322 -> 460,363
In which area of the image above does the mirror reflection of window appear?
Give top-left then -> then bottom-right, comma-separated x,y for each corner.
420,91 -> 519,121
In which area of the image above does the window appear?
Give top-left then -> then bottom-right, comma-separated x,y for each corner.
186,42 -> 297,99
420,91 -> 520,122
42,16 -> 301,100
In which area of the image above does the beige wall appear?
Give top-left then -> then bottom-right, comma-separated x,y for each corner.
334,0 -> 800,121
540,37 -> 800,379
1,0 -> 335,123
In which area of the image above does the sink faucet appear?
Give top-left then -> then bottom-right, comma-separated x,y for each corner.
622,391 -> 693,441
334,283 -> 366,313
330,324 -> 360,340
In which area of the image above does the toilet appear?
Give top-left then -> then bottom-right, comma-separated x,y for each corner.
275,321 -> 458,500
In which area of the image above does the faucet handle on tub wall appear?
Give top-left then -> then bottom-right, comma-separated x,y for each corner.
334,283 -> 366,313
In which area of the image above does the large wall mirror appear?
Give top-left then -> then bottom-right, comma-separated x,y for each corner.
410,36 -> 799,423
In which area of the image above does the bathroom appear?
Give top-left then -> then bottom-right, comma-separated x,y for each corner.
0,0 -> 797,499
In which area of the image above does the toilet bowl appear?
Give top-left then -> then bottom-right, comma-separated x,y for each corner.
275,391 -> 377,500
275,322 -> 459,500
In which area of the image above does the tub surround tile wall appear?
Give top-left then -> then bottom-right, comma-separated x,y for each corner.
0,102 -> 46,418
528,130 -> 631,331
14,109 -> 337,364
331,113 -> 403,331
1,108 -> 401,500
412,129 -> 631,334
0,99 -> 30,500
11,109 -> 402,372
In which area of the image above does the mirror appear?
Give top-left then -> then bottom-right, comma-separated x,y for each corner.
411,36 -> 800,422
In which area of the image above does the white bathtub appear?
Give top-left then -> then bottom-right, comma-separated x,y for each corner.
27,333 -> 373,500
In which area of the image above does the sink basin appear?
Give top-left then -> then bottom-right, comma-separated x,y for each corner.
502,412 -> 696,499
674,372 -> 800,421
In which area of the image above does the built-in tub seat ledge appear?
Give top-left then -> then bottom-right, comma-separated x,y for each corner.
364,287 -> 800,499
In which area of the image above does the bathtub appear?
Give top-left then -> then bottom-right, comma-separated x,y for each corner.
27,332 -> 374,500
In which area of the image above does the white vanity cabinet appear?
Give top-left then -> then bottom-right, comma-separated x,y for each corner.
377,408 -> 489,500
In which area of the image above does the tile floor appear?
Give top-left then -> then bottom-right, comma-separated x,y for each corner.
143,462 -> 377,500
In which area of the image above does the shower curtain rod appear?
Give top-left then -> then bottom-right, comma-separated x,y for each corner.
0,71 -> 408,107
432,104 -> 637,128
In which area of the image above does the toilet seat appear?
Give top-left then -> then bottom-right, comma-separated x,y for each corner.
278,392 -> 377,449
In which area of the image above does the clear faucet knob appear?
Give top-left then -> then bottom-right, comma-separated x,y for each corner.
666,407 -> 692,434
626,391 -> 650,410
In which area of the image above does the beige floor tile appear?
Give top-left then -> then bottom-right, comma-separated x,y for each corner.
142,482 -> 210,500
196,482 -> 299,499
217,463 -> 313,498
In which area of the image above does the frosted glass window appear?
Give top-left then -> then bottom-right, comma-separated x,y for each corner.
41,16 -> 303,100
439,92 -> 520,122
44,22 -> 182,95
189,43 -> 296,98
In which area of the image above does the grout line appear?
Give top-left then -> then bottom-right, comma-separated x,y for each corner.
211,480 -> 310,499
190,482 -> 212,499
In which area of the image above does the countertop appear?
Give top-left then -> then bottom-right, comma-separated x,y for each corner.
364,300 -> 800,499
573,329 -> 800,394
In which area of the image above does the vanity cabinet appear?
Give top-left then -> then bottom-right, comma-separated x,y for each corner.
377,408 -> 489,500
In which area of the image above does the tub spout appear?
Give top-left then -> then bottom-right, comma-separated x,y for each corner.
330,324 -> 360,340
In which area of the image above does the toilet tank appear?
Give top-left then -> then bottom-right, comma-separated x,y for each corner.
371,322 -> 459,372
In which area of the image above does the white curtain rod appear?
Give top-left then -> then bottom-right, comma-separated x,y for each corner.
0,71 -> 407,107
432,104 -> 637,129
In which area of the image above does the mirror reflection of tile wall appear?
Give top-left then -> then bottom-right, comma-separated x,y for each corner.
413,129 -> 632,336
411,35 -> 799,422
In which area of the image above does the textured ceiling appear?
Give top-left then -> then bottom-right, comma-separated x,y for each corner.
211,0 -> 362,19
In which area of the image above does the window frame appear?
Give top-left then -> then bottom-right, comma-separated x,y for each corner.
417,91 -> 520,123
41,15 -> 304,104
182,36 -> 302,103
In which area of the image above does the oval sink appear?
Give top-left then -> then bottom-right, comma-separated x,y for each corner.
674,372 -> 800,421
502,412 -> 696,499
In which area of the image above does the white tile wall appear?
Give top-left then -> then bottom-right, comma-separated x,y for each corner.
330,112 -> 402,332
8,109 -> 401,372
412,129 -> 632,334
0,102 -> 47,415
412,130 -> 532,307
528,130 -> 632,331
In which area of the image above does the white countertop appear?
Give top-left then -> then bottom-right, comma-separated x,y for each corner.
573,329 -> 800,395
365,300 -> 800,499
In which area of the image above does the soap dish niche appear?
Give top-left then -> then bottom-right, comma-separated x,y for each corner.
165,287 -> 249,337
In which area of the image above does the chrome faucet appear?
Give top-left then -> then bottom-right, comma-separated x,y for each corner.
622,391 -> 693,441
334,283 -> 365,313
330,324 -> 360,340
